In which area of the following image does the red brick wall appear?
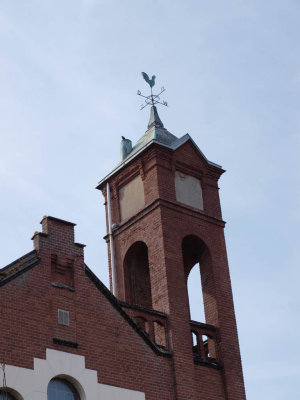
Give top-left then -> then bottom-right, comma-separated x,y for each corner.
0,217 -> 176,400
100,139 -> 246,400
0,134 -> 247,400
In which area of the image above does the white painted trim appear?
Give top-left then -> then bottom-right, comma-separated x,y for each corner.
0,349 -> 145,400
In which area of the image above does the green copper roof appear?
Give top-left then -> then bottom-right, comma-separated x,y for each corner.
96,106 -> 223,190
124,106 -> 177,161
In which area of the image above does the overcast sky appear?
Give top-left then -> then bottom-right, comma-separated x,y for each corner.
0,1 -> 299,399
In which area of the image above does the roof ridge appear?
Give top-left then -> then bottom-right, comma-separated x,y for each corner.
0,250 -> 40,286
1,249 -> 37,271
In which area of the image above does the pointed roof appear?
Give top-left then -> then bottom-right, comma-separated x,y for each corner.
148,105 -> 164,129
96,106 -> 223,189
129,106 -> 178,159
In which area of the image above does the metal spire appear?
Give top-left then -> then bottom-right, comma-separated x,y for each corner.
147,105 -> 164,129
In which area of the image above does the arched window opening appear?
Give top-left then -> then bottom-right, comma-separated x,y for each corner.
47,378 -> 80,400
0,390 -> 18,400
153,321 -> 166,348
182,235 -> 216,325
124,242 -> 152,308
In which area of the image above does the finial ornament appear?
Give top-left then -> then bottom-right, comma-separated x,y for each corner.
137,72 -> 168,110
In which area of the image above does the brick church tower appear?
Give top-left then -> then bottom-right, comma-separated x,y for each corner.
97,102 -> 247,399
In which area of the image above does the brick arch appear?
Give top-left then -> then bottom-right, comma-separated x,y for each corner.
182,234 -> 211,278
123,241 -> 152,308
121,235 -> 151,260
182,235 -> 216,325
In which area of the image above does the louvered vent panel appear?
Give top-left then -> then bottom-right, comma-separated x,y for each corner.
58,309 -> 70,326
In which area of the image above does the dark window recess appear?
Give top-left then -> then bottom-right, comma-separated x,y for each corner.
123,241 -> 152,308
52,282 -> 75,291
53,338 -> 78,348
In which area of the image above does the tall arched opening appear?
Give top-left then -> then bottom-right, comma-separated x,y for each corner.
123,241 -> 152,308
182,235 -> 216,325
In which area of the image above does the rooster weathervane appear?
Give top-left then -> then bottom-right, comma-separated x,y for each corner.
137,72 -> 168,110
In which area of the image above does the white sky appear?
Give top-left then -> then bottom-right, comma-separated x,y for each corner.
0,1 -> 299,399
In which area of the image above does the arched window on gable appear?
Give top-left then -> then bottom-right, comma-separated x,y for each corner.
47,378 -> 80,400
123,241 -> 152,308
